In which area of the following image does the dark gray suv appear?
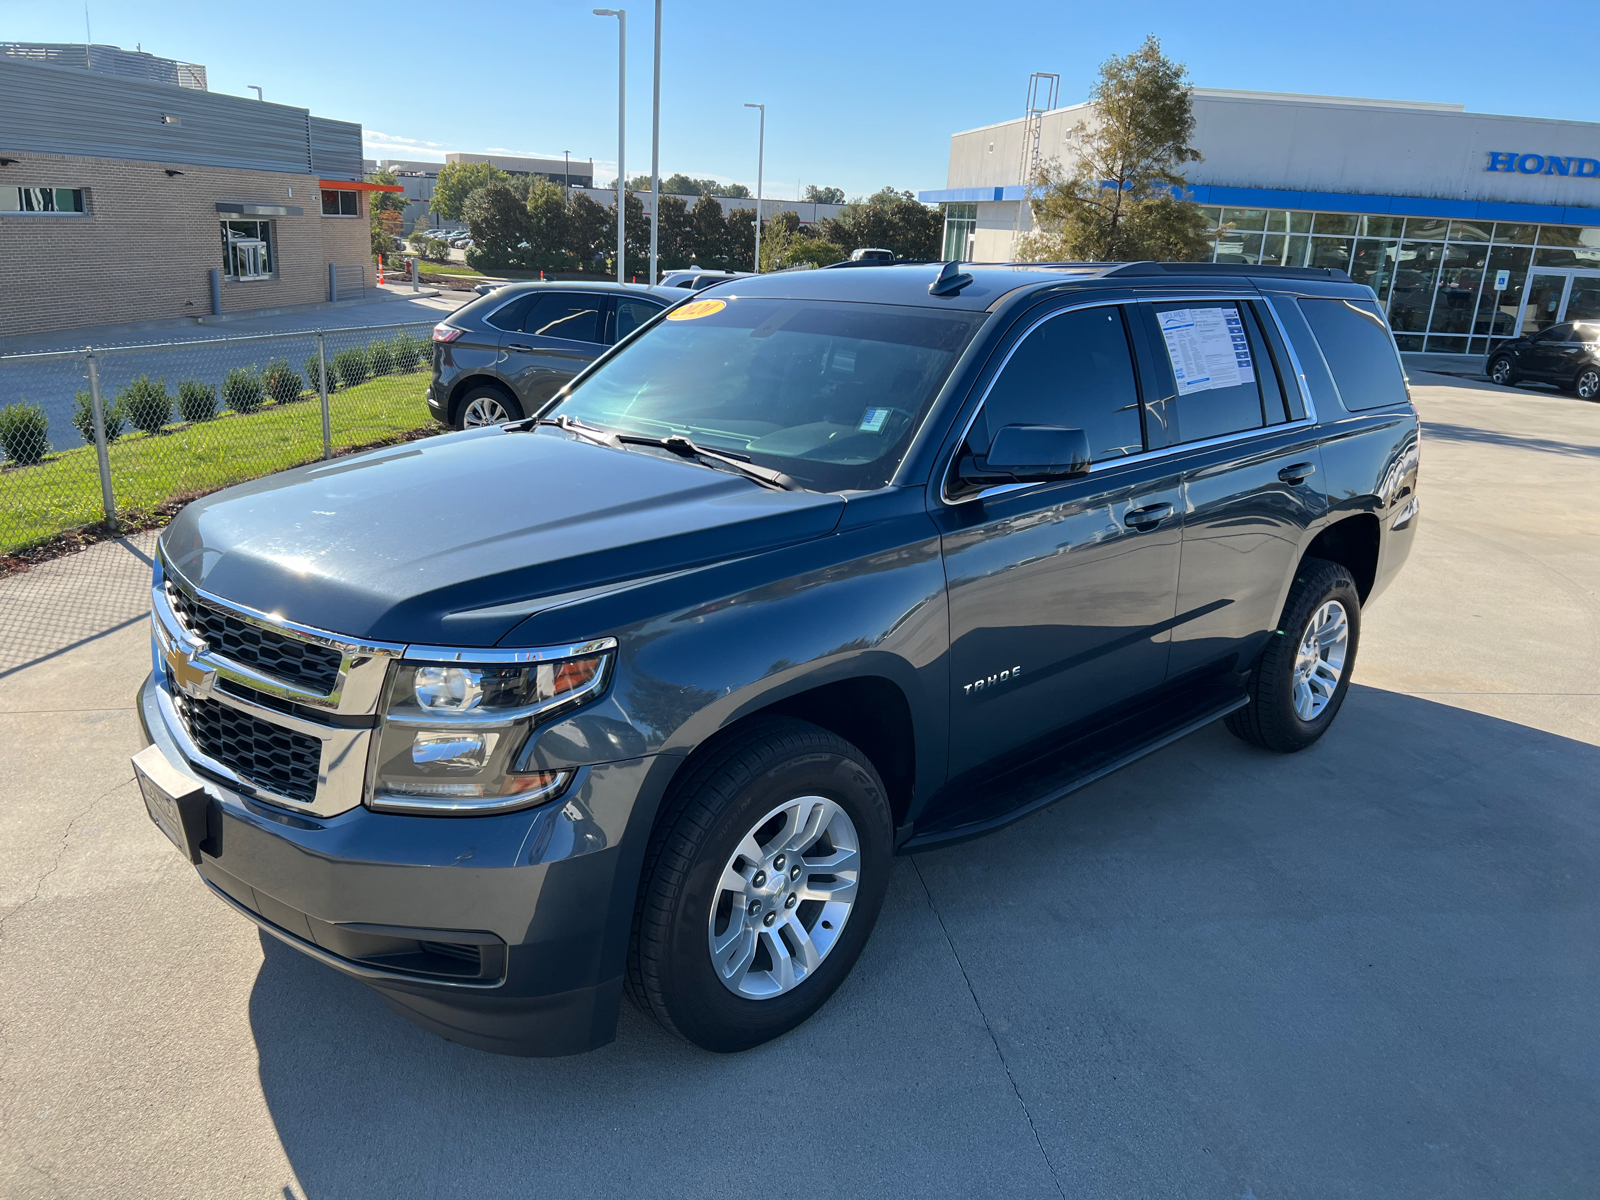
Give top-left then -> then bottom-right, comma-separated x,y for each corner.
428,281 -> 682,428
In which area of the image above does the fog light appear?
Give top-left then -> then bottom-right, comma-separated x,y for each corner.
410,731 -> 492,768
414,666 -> 483,711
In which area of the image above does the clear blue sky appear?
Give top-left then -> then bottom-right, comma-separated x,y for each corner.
3,0 -> 1596,199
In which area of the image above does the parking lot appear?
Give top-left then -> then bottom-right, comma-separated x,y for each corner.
1,371 -> 1595,1198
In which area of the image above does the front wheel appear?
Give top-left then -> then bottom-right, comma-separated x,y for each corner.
1488,355 -> 1516,386
1574,365 -> 1600,401
1225,557 -> 1361,753
627,719 -> 892,1052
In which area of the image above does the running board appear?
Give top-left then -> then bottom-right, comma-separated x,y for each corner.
900,694 -> 1249,852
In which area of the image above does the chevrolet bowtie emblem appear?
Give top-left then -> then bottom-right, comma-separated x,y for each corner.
164,638 -> 217,699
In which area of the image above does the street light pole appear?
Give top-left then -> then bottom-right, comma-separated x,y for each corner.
594,8 -> 626,284
744,102 -> 764,273
650,0 -> 661,285
564,150 -> 571,201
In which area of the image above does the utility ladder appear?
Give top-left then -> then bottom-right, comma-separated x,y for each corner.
1011,72 -> 1061,254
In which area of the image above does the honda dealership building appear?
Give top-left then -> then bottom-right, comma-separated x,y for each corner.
921,90 -> 1600,365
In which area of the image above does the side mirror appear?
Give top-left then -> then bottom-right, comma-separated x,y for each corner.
960,424 -> 1092,487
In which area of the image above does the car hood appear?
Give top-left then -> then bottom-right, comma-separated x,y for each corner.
159,427 -> 846,646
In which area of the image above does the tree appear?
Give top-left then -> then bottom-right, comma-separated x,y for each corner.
690,194 -> 727,268
462,182 -> 532,271
624,190 -> 651,275
657,194 -> 695,269
726,207 -> 756,272
758,210 -> 844,271
430,160 -> 507,221
1016,35 -> 1210,263
567,191 -> 614,273
804,185 -> 845,205
368,169 -> 407,261
818,187 -> 942,260
523,180 -> 570,271
720,182 -> 752,199
661,173 -> 710,196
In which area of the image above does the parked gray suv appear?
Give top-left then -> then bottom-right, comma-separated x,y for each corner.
428,281 -> 681,428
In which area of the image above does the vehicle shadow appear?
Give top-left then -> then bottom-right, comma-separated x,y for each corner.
250,685 -> 1600,1198
1423,421 -> 1600,458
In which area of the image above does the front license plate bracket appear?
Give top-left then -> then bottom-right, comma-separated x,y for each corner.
132,743 -> 217,864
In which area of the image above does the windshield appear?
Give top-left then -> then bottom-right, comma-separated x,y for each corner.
545,297 -> 984,491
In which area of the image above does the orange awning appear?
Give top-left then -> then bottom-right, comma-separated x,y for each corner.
319,179 -> 404,192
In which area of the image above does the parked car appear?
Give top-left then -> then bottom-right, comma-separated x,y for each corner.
848,247 -> 896,263
1486,321 -> 1600,399
448,233 -> 474,249
133,260 -> 1419,1058
659,269 -> 747,290
428,281 -> 681,427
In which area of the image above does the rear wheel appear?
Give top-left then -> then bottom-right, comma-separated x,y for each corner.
455,386 -> 522,429
1574,365 -> 1600,401
1488,355 -> 1516,386
627,719 -> 892,1052
1225,557 -> 1361,753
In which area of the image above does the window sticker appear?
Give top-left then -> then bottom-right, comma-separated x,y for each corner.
666,298 -> 727,321
858,407 -> 891,433
1157,307 -> 1255,395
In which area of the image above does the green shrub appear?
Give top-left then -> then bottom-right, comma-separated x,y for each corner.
117,374 -> 173,435
222,366 -> 266,414
0,400 -> 50,465
263,358 -> 305,404
176,379 -> 217,423
366,338 -> 396,376
331,347 -> 368,389
303,354 -> 332,394
422,237 -> 451,263
390,332 -> 424,373
71,389 -> 124,444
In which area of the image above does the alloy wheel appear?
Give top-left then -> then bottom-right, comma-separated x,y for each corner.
1292,600 -> 1349,721
707,796 -> 860,1000
1490,358 -> 1514,386
461,395 -> 510,426
1577,368 -> 1600,401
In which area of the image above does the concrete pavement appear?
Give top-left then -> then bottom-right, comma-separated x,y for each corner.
0,373 -> 1596,1198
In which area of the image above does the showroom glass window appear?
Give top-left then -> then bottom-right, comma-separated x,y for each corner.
221,220 -> 274,280
1,187 -> 86,214
942,203 -> 977,260
1197,206 -> 1600,355
321,189 -> 360,217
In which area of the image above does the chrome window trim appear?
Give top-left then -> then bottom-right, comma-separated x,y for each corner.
938,292 -> 1321,507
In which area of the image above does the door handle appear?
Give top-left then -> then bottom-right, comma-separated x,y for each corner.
1278,462 -> 1316,484
507,342 -> 534,351
1124,502 -> 1173,530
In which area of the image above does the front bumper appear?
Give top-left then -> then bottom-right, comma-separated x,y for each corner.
138,671 -> 672,1056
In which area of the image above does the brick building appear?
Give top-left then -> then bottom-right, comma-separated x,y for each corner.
0,54 -> 397,339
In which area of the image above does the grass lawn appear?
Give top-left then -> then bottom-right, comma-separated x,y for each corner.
420,263 -> 483,277
0,371 -> 439,554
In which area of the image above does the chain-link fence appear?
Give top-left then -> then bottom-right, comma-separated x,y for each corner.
0,320 -> 442,558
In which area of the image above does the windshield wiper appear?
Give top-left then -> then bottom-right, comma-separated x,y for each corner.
618,434 -> 801,492
533,414 -> 623,449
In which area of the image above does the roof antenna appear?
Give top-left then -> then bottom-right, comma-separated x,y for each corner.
928,260 -> 974,297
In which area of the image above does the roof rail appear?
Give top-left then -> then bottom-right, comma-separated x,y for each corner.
1102,261 -> 1352,283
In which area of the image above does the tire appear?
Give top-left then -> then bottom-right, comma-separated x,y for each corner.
1575,365 -> 1600,401
1488,355 -> 1516,387
454,385 -> 522,430
627,718 -> 893,1053
1225,557 -> 1361,754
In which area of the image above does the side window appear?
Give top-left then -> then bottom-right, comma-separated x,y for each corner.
1147,301 -> 1269,443
1249,301 -> 1306,420
615,298 -> 664,340
485,294 -> 536,332
972,305 -> 1144,463
1298,298 -> 1410,412
522,293 -> 603,343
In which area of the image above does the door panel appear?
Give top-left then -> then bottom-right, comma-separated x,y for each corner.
939,462 -> 1183,779
933,303 -> 1183,782
500,292 -> 608,407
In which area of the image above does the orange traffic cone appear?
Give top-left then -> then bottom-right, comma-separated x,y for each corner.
378,254 -> 385,285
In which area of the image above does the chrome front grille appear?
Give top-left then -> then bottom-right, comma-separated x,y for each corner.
169,585 -> 343,695
176,693 -> 321,805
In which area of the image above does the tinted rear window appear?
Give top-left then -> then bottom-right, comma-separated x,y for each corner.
1299,298 -> 1409,412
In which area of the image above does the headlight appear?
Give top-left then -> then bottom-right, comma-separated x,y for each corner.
367,640 -> 615,815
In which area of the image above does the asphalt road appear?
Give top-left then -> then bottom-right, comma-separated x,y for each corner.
1,373 -> 1596,1199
